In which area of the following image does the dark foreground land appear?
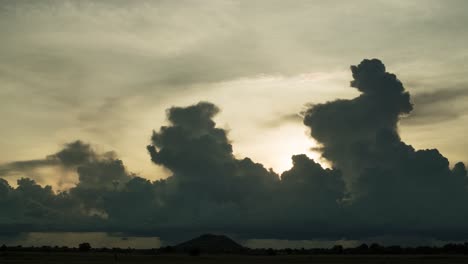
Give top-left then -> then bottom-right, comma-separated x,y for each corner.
3,253 -> 468,264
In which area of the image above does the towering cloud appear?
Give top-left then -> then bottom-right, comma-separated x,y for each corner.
146,102 -> 279,232
0,59 -> 467,241
304,59 -> 468,237
140,101 -> 346,239
304,59 -> 413,188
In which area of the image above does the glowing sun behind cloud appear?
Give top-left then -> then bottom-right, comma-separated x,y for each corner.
233,122 -> 329,174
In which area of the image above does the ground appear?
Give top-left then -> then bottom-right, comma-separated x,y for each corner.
3,253 -> 468,264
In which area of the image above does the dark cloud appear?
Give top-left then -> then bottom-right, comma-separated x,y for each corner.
304,59 -> 412,187
140,102 -> 349,239
146,102 -> 280,231
272,154 -> 345,237
304,59 -> 468,238
49,140 -> 100,166
76,159 -> 130,189
1,101 -> 343,238
0,140 -> 97,177
0,140 -> 124,190
0,177 -> 97,234
1,59 -> 468,242
0,141 -> 134,233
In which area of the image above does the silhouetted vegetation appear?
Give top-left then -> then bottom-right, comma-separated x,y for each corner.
188,247 -> 201,256
78,242 -> 91,252
266,248 -> 277,256
2,242 -> 468,256
2,234 -> 468,257
158,246 -> 175,254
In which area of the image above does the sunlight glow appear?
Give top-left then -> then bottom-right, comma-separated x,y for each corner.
233,122 -> 330,175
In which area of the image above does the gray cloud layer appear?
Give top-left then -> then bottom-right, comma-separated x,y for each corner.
1,59 -> 467,241
402,88 -> 468,125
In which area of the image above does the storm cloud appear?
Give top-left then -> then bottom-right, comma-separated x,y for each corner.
1,59 -> 468,242
304,59 -> 413,187
304,59 -> 468,238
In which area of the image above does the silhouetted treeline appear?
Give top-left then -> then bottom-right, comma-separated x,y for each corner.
244,243 -> 468,256
3,242 -> 468,255
118,242 -> 468,255
0,244 -> 156,255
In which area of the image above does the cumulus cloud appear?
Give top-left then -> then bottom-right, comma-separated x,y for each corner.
0,141 -> 117,188
146,102 -> 280,232
0,141 -> 97,190
304,59 -> 413,187
0,101 -> 342,238
1,59 -> 468,242
304,59 -> 468,238
0,140 -> 135,233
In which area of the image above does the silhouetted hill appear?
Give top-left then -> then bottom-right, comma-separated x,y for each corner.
174,234 -> 245,253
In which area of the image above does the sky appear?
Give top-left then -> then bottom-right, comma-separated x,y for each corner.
1,0 -> 468,248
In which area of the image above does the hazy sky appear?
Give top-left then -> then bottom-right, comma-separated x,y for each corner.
2,0 -> 468,186
1,0 -> 468,247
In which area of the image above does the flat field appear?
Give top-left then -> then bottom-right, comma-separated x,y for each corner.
3,253 -> 468,264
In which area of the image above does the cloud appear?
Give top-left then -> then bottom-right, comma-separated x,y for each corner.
303,59 -> 468,238
0,101 -> 343,238
0,159 -> 56,177
146,102 -> 280,231
1,59 -> 468,242
0,139 -> 137,230
0,141 -> 98,189
402,87 -> 468,125
0,140 -> 111,187
304,59 -> 413,186
261,113 -> 304,128
412,88 -> 468,105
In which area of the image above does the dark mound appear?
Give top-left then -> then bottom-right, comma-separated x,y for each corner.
174,234 -> 245,253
